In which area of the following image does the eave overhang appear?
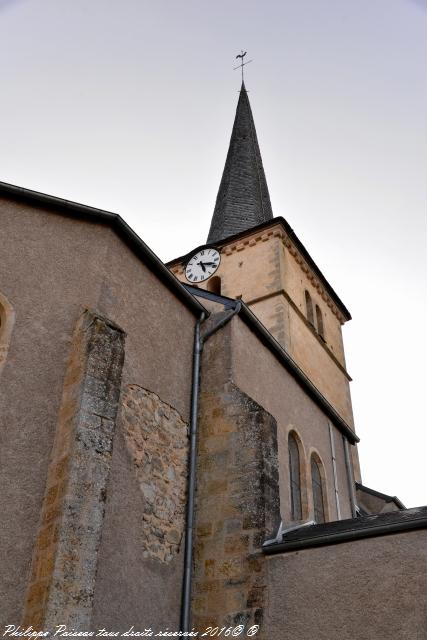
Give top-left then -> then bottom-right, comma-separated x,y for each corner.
184,285 -> 359,444
263,506 -> 427,554
0,181 -> 206,317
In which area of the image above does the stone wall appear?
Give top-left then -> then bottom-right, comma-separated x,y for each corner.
193,320 -> 280,636
121,385 -> 188,563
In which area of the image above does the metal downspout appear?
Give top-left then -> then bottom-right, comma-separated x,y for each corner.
328,421 -> 341,520
343,436 -> 358,517
181,312 -> 204,634
181,302 -> 241,633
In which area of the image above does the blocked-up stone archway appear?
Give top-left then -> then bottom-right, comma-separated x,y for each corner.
121,385 -> 189,563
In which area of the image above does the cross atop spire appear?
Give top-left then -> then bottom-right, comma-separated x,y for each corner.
233,50 -> 253,83
207,82 -> 273,244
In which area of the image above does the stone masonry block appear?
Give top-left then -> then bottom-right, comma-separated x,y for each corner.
22,310 -> 125,630
194,361 -> 280,638
121,385 -> 189,564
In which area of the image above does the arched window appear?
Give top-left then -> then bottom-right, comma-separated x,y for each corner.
288,433 -> 302,520
315,304 -> 325,340
305,290 -> 314,326
207,276 -> 221,295
311,456 -> 326,523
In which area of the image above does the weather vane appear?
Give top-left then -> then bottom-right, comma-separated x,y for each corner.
233,50 -> 253,83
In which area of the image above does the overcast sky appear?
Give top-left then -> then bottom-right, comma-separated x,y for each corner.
1,0 -> 426,508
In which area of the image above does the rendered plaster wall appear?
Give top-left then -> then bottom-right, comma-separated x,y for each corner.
91,225 -> 195,631
229,317 -> 356,522
265,529 -> 427,640
0,200 -> 108,625
0,198 -> 196,627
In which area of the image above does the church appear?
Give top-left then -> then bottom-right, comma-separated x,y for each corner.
0,79 -> 426,639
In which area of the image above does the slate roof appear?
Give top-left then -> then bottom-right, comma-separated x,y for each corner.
356,482 -> 406,511
207,82 -> 273,244
263,506 -> 427,554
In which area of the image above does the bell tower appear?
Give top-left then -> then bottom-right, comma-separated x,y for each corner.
169,82 -> 358,460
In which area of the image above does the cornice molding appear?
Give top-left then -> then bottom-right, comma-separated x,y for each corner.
172,224 -> 347,323
223,226 -> 347,323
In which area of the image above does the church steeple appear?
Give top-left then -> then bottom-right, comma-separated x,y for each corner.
207,82 -> 273,244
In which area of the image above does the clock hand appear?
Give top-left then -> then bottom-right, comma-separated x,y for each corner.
197,261 -> 206,273
201,261 -> 217,267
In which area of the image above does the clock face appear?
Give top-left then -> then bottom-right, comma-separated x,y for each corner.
185,248 -> 221,283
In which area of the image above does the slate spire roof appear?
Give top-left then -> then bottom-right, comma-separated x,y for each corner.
207,82 -> 273,244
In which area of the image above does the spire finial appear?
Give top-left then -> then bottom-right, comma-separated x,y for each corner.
233,50 -> 253,84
